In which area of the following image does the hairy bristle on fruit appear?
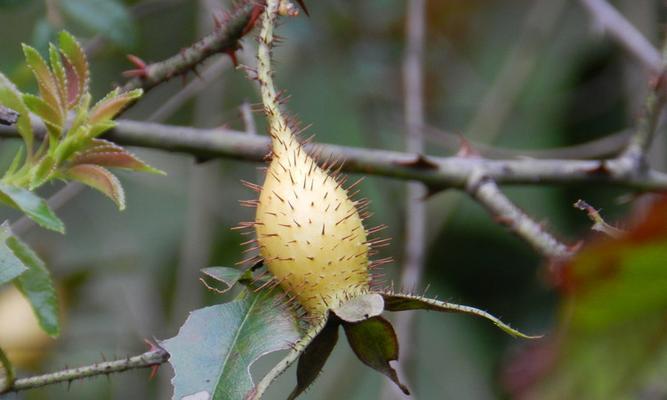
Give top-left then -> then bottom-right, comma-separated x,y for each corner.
238,0 -> 391,317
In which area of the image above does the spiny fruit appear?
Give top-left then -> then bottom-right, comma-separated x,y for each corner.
242,0 -> 385,317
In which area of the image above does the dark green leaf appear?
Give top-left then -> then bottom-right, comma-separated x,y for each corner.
60,0 -> 137,49
0,184 -> 64,233
343,316 -> 409,395
0,222 -> 27,286
288,315 -> 340,400
332,293 -> 384,323
381,291 -> 538,339
8,234 -> 60,337
162,289 -> 301,400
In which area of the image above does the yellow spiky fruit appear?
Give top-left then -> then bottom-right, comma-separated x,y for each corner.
253,0 -> 370,316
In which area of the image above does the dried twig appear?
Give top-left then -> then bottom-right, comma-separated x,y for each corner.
573,199 -> 625,238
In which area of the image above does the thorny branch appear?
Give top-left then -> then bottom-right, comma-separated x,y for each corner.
2,120 -> 667,191
467,170 -> 572,258
1,348 -> 169,394
121,0 -> 260,93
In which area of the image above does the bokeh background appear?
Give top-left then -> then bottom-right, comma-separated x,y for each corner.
0,0 -> 664,399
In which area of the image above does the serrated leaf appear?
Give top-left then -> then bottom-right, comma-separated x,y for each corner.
89,89 -> 142,125
332,293 -> 384,323
21,44 -> 63,118
380,292 -> 539,339
0,346 -> 14,393
58,31 -> 88,106
0,184 -> 64,233
0,222 -> 27,286
29,155 -> 56,189
288,316 -> 340,400
72,144 -> 164,174
49,43 -> 68,109
8,234 -> 60,337
343,316 -> 410,395
0,73 -> 33,151
162,289 -> 301,400
65,164 -> 125,210
22,93 -> 62,132
60,0 -> 137,49
201,267 -> 252,294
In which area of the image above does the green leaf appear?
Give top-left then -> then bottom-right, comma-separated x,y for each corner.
60,0 -> 137,49
201,267 -> 252,294
58,31 -> 88,106
29,155 -> 56,189
0,73 -> 33,152
0,346 -> 14,393
0,222 -> 27,286
162,289 -> 301,400
65,164 -> 125,210
332,293 -> 384,323
343,316 -> 409,395
288,316 -> 340,400
380,292 -> 539,339
89,88 -> 142,125
0,184 -> 64,233
8,234 -> 60,337
22,93 -> 62,132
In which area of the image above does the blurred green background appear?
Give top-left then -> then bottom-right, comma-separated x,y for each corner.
0,0 -> 664,399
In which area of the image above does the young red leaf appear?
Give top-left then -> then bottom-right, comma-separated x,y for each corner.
49,44 -> 69,110
65,164 -> 125,210
58,31 -> 89,106
72,146 -> 164,174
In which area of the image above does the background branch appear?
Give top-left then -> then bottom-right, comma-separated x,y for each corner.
578,0 -> 661,73
385,0 -> 427,398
